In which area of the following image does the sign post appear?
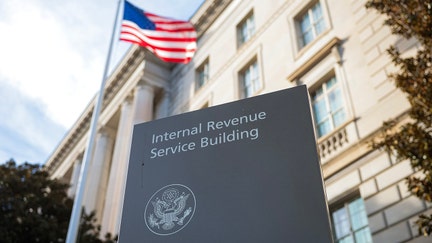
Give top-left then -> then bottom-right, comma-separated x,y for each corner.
118,85 -> 333,242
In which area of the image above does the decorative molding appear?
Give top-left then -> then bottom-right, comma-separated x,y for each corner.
286,37 -> 340,82
191,0 -> 233,38
321,111 -> 411,179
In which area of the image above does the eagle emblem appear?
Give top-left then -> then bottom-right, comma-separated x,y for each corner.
144,184 -> 196,235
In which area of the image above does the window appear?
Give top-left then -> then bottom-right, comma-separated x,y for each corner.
195,59 -> 209,91
331,197 -> 372,243
311,76 -> 346,137
239,59 -> 261,98
297,1 -> 327,47
237,12 -> 255,47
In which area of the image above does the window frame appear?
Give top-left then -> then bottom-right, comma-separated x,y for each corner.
311,73 -> 347,138
236,10 -> 256,48
195,58 -> 209,92
330,195 -> 372,243
293,0 -> 330,50
238,57 -> 262,99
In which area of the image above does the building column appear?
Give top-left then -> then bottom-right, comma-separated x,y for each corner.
101,83 -> 155,236
83,126 -> 115,222
67,159 -> 82,198
133,83 -> 154,124
101,96 -> 134,236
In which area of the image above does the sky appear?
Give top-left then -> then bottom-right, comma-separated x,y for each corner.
0,0 -> 204,164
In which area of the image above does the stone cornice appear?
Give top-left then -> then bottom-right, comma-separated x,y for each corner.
286,37 -> 341,82
191,0 -> 233,38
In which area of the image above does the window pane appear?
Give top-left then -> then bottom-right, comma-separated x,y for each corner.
354,227 -> 373,243
251,63 -> 259,91
315,18 -> 326,35
248,15 -> 255,36
312,2 -> 325,36
196,61 -> 209,90
332,197 -> 372,243
241,61 -> 260,98
245,85 -> 253,98
252,62 -> 258,79
312,99 -> 327,122
300,14 -> 311,31
338,235 -> 354,243
333,109 -> 346,127
300,13 -> 313,45
318,119 -> 332,137
349,198 -> 368,231
312,75 -> 347,137
239,14 -> 255,45
332,207 -> 351,239
241,24 -> 248,43
252,77 -> 261,92
312,87 -> 324,100
312,2 -> 323,20
298,2 -> 327,47
300,18 -> 312,34
329,88 -> 343,111
326,76 -> 337,88
198,73 -> 205,86
302,30 -> 314,46
244,70 -> 251,86
203,64 -> 209,83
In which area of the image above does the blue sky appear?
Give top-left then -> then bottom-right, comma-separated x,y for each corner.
0,0 -> 204,164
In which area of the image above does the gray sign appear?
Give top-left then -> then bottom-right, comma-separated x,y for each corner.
118,85 -> 333,242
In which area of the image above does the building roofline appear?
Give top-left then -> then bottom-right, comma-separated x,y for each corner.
191,0 -> 233,39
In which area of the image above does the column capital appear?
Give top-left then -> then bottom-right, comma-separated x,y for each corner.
99,126 -> 116,139
133,81 -> 155,124
124,94 -> 134,104
135,81 -> 155,94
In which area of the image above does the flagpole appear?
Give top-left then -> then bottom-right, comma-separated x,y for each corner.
66,0 -> 123,242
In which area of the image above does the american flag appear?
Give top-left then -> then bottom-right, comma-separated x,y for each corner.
120,0 -> 197,63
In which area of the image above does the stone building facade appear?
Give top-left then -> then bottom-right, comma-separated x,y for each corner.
45,0 -> 431,242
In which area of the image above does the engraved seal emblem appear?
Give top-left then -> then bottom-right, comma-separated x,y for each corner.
144,184 -> 196,235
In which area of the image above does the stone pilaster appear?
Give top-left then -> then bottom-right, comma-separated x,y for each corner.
133,83 -> 154,124
67,159 -> 82,198
101,82 -> 155,235
101,96 -> 134,236
83,126 -> 115,222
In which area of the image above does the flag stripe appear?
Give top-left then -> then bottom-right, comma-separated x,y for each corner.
120,35 -> 196,55
120,0 -> 197,64
120,36 -> 193,63
121,24 -> 197,50
119,35 -> 195,62
145,14 -> 191,25
122,21 -> 197,41
146,16 -> 196,33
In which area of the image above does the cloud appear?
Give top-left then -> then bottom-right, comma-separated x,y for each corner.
0,0 -> 106,128
0,0 -> 202,129
0,0 -> 204,164
0,81 -> 65,164
0,0 -> 110,164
